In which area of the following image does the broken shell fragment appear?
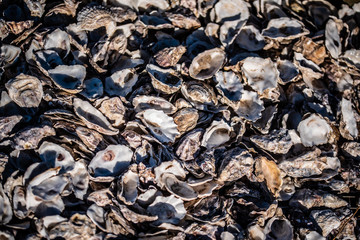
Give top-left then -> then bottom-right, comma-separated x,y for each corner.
48,65 -> 86,93
5,74 -> 43,108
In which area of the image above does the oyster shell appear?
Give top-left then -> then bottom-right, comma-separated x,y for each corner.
38,142 -> 75,172
146,64 -> 182,94
48,65 -> 86,93
241,57 -> 279,94
189,48 -> 226,80
105,68 -> 138,97
73,98 -> 119,135
5,74 -> 43,108
137,109 -> 179,144
201,120 -> 233,149
88,145 -> 133,178
255,157 -> 283,197
147,195 -> 186,225
262,17 -> 309,42
297,114 -> 334,147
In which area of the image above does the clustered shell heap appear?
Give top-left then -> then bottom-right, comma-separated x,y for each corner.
1,0 -> 360,239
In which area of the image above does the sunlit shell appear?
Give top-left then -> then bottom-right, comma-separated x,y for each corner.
176,129 -> 203,161
73,98 -> 119,135
153,45 -> 186,67
88,145 -> 133,178
69,161 -> 89,200
14,125 -> 56,150
154,160 -> 187,188
210,0 -> 249,23
201,120 -> 233,149
5,74 -> 43,108
38,142 -> 75,172
44,29 -> 71,58
0,115 -> 22,141
255,157 -> 282,197
232,90 -> 264,121
250,129 -> 293,154
189,48 -> 226,80
48,65 -> 86,93
235,25 -> 265,51
218,147 -> 254,183
105,68 -> 138,97
264,217 -> 293,240
262,17 -> 309,41
97,97 -> 126,128
133,95 -> 176,114
340,98 -> 358,140
297,114 -> 333,147
325,18 -> 342,59
310,210 -> 341,237
241,57 -> 279,93
215,70 -> 244,103
147,195 -> 186,225
118,168 -> 139,205
137,109 -> 179,143
173,108 -> 199,134
0,44 -> 21,67
181,81 -> 218,111
146,64 -> 182,94
162,173 -> 198,201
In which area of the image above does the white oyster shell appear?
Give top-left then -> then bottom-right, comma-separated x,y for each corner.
88,145 -> 133,177
325,18 -> 342,59
73,98 -> 119,135
48,65 -> 86,93
201,120 -> 233,149
297,114 -> 333,147
147,195 -> 186,225
38,142 -> 75,172
232,90 -> 264,121
118,168 -> 139,205
340,98 -> 358,140
242,57 -> 279,93
189,48 -> 226,80
44,29 -> 71,58
235,25 -> 265,51
146,64 -> 182,94
162,173 -> 198,201
215,71 -> 244,102
105,68 -> 138,97
211,0 -> 249,23
262,17 -> 309,41
132,95 -> 176,114
138,109 -> 179,143
154,160 -> 187,188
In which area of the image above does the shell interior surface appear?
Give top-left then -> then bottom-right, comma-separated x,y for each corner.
0,0 -> 360,239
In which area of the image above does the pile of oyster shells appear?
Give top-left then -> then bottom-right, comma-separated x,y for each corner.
1,0 -> 360,239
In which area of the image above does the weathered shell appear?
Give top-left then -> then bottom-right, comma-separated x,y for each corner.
264,217 -> 293,240
88,145 -> 133,177
340,98 -> 358,140
250,129 -> 293,154
0,44 -> 21,67
189,48 -> 226,80
278,148 -> 340,178
0,184 -> 12,224
69,161 -> 89,200
241,57 -> 279,94
235,25 -> 265,51
86,203 -> 106,231
5,74 -> 43,108
210,0 -> 249,23
217,148 -> 254,183
262,17 -> 309,41
153,45 -> 186,67
232,90 -> 264,121
105,68 -> 138,97
176,129 -> 203,161
255,157 -> 282,197
133,95 -> 176,114
154,160 -> 186,188
146,64 -> 182,94
118,168 -> 139,205
181,81 -> 218,111
215,70 -> 244,103
97,97 -> 126,128
137,109 -> 179,144
44,29 -> 71,58
14,125 -> 56,150
162,173 -> 198,201
147,195 -> 186,225
201,120 -> 233,149
173,108 -> 199,134
310,210 -> 341,237
0,115 -> 22,141
277,59 -> 299,84
73,98 -> 119,135
289,189 -> 348,210
80,78 -> 104,100
297,114 -> 333,147
48,65 -> 86,93
325,18 -> 342,59
38,142 -> 75,172
342,49 -> 360,68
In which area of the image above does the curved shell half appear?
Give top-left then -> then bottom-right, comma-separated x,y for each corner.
189,48 -> 226,80
297,114 -> 333,147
